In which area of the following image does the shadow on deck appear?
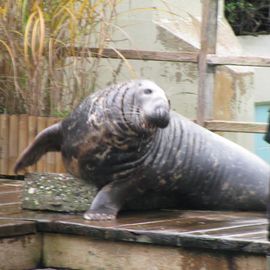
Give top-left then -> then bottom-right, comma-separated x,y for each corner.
0,179 -> 269,270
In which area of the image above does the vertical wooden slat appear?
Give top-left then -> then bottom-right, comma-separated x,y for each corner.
28,115 -> 37,173
46,117 -> 58,172
18,114 -> 29,155
36,117 -> 47,172
0,114 -> 9,175
55,152 -> 65,173
197,0 -> 219,125
52,117 -> 65,173
8,115 -> 19,175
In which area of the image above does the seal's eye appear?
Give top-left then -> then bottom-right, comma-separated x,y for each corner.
144,89 -> 153,95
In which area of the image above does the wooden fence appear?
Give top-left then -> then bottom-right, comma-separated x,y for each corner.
0,114 -> 65,175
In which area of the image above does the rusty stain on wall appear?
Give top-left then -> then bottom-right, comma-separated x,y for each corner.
214,67 -> 235,121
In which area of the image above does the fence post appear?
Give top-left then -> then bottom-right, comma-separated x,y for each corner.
197,0 -> 219,126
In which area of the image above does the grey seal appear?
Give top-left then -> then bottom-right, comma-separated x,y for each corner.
15,80 -> 270,220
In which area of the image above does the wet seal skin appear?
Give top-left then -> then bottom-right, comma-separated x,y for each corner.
15,80 -> 270,220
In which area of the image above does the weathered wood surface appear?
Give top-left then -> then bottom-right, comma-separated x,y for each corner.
0,178 -> 269,255
208,54 -> 270,67
0,114 -> 65,176
59,47 -> 270,68
197,0 -> 218,125
59,47 -> 199,63
205,120 -> 268,133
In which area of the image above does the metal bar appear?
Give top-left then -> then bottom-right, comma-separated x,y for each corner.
197,0 -> 219,126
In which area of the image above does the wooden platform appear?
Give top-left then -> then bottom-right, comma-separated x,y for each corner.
0,178 -> 269,270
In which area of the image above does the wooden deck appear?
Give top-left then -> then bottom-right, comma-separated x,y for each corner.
0,178 -> 269,270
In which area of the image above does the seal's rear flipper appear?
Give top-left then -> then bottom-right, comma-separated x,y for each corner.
14,123 -> 62,174
264,109 -> 270,144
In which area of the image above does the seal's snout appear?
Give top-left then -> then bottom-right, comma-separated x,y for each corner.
134,80 -> 171,129
146,105 -> 170,128
154,106 -> 170,128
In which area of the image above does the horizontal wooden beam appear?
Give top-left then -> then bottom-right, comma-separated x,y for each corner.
59,48 -> 270,68
205,120 -> 267,134
58,47 -> 198,63
207,54 -> 270,67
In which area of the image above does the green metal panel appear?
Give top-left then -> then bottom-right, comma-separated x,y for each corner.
255,104 -> 270,163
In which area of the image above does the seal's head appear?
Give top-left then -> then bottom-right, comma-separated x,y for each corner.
123,80 -> 170,132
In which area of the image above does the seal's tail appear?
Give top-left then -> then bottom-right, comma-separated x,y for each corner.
14,122 -> 63,174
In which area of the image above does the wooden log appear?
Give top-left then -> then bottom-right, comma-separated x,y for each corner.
0,114 -> 9,175
8,115 -> 19,175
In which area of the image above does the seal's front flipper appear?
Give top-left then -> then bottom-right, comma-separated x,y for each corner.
83,180 -> 139,221
14,123 -> 62,173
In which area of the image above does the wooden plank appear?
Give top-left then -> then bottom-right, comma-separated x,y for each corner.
8,115 -> 19,175
205,120 -> 268,133
55,152 -> 65,173
56,46 -> 270,68
0,114 -> 9,175
37,210 -> 269,255
46,118 -> 57,172
0,220 -> 36,238
58,47 -> 270,68
0,191 -> 21,205
36,117 -> 47,172
197,0 -> 219,125
207,54 -> 270,67
58,47 -> 198,63
27,115 -> 37,173
18,114 -> 29,157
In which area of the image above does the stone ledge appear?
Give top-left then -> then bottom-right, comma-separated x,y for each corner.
22,173 -> 97,212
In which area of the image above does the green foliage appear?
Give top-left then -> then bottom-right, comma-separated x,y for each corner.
225,0 -> 270,35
